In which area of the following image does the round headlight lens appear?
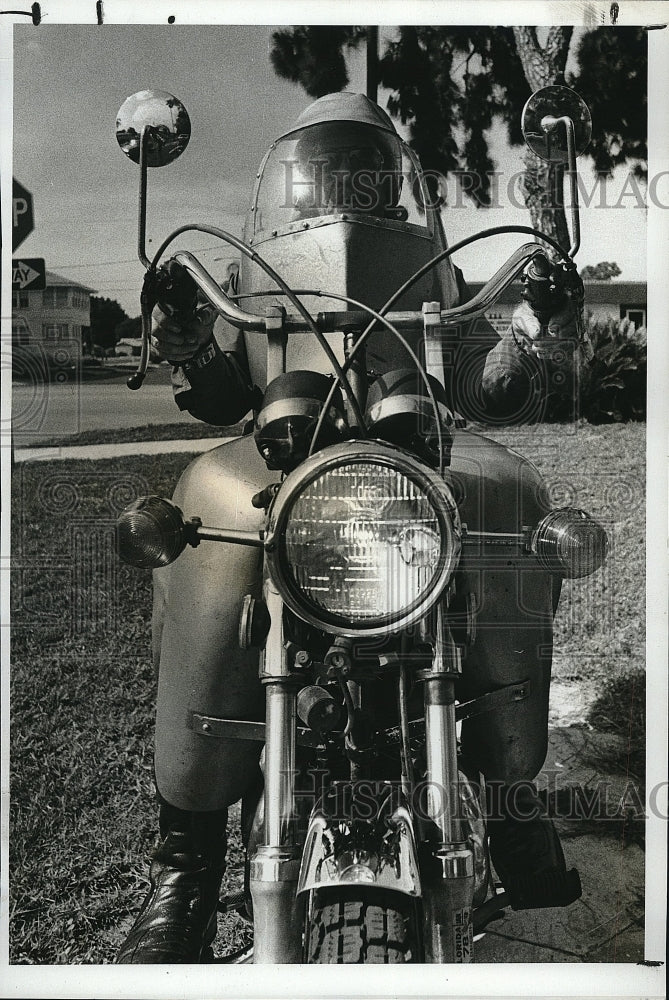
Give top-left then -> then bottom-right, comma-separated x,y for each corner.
267,443 -> 460,635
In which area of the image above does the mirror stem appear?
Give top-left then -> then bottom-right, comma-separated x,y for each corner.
137,126 -> 151,269
128,127 -> 154,388
555,115 -> 581,258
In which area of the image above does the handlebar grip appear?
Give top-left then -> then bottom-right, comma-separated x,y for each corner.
521,252 -> 555,319
521,251 -> 581,321
154,258 -> 199,318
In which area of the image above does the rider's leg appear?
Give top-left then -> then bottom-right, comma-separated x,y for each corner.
449,431 -> 579,907
118,435 -> 274,963
116,799 -> 228,964
153,434 -> 273,811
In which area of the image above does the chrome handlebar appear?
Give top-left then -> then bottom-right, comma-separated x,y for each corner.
129,238 -> 544,390
170,242 -> 543,335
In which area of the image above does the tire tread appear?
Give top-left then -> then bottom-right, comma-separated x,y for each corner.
308,897 -> 413,964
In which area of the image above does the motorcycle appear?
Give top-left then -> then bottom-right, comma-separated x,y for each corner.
113,84 -> 608,963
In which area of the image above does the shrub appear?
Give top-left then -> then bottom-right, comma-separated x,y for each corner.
579,316 -> 646,423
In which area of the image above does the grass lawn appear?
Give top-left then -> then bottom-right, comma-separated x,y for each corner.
8,422 -> 646,964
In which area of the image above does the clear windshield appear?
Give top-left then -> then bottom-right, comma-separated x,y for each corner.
252,122 -> 431,239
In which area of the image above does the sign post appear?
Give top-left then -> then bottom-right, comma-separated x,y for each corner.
12,178 -> 35,252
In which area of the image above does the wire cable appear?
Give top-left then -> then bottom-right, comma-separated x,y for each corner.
148,224 -> 367,432
312,225 -> 559,457
229,287 -> 447,472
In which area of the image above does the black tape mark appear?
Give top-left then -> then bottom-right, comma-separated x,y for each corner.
168,14 -> 175,23
637,960 -> 664,967
0,1 -> 40,22
610,2 -> 619,24
96,0 -> 103,24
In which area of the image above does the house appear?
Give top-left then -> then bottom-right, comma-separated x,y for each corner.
466,279 -> 647,335
11,270 -> 96,367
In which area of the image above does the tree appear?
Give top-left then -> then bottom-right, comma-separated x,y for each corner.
512,26 -> 574,249
89,296 -> 129,351
269,26 -> 647,251
270,26 -> 366,97
579,261 -> 622,280
114,315 -> 142,340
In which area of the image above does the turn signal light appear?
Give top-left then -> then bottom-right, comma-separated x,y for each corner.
531,507 -> 608,579
116,496 -> 189,569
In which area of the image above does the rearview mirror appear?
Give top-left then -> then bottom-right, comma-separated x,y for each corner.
116,89 -> 191,167
521,85 -> 591,163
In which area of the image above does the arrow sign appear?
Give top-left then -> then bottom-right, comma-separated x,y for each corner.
13,178 -> 35,251
12,257 -> 46,291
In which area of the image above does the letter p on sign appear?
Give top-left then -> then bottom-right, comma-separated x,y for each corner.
13,178 -> 34,251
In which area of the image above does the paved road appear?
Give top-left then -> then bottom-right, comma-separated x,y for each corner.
13,436 -> 233,463
8,367 -> 195,445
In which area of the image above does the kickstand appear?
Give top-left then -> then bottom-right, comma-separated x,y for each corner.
473,889 -> 509,933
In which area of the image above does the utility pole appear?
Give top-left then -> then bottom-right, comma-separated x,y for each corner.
366,26 -> 378,102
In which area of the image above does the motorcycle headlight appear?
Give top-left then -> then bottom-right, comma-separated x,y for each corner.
531,507 -> 608,578
266,442 -> 461,636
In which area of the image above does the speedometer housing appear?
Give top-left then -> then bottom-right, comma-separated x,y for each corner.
265,441 -> 461,636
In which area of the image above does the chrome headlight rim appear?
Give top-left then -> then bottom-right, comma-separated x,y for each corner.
265,440 -> 461,637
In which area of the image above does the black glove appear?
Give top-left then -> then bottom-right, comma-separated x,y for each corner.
513,254 -> 592,364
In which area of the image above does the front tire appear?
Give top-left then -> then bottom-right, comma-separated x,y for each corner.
306,891 -> 417,963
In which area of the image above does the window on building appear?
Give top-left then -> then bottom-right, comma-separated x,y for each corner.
620,305 -> 646,329
12,319 -> 31,345
42,323 -> 69,341
72,291 -> 88,308
43,287 -> 69,308
12,290 -> 29,308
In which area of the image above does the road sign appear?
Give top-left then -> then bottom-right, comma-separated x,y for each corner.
13,178 -> 34,251
12,257 -> 46,292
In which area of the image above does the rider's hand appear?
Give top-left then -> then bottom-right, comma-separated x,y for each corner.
510,299 -> 580,363
151,303 -> 217,365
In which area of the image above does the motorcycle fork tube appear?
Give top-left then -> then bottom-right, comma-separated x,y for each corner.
420,609 -> 475,963
250,583 -> 303,963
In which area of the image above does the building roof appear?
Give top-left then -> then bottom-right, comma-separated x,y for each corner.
45,270 -> 96,293
467,278 -> 647,306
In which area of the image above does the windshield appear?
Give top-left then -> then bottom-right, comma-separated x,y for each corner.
251,122 -> 431,240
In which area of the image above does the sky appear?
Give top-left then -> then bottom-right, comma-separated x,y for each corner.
12,24 -> 649,319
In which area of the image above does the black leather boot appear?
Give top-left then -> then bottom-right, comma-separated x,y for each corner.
488,781 -> 581,910
116,801 -> 228,964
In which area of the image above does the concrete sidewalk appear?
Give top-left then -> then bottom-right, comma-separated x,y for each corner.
474,725 -> 646,963
12,437 -> 234,463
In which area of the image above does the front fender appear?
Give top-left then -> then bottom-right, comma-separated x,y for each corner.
297,800 -> 421,898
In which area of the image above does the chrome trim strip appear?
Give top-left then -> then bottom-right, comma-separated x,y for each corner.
257,396 -> 345,432
366,393 -> 454,428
